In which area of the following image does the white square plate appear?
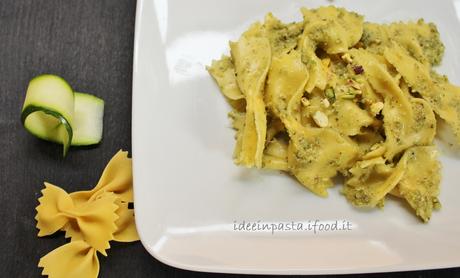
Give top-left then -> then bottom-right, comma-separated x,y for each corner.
132,0 -> 460,274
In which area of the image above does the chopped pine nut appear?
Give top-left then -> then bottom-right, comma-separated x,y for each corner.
341,53 -> 353,63
313,111 -> 329,127
301,97 -> 310,106
370,102 -> 384,115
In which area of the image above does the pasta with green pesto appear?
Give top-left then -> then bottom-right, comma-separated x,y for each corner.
207,6 -> 456,222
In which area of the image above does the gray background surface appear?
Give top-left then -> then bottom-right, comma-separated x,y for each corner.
0,0 -> 459,277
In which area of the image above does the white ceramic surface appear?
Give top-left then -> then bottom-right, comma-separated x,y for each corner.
132,0 -> 460,274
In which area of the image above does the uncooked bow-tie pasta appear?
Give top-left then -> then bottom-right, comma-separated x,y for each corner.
36,150 -> 139,278
207,6 -> 458,222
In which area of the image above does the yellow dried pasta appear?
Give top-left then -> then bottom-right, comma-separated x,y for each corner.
36,183 -> 119,255
207,6 -> 457,222
38,241 -> 99,278
69,150 -> 134,204
36,150 -> 139,278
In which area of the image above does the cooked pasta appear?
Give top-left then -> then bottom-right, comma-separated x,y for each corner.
207,6 -> 455,222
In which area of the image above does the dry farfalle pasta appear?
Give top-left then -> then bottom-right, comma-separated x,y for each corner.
39,241 -> 99,278
36,150 -> 139,278
207,6 -> 456,222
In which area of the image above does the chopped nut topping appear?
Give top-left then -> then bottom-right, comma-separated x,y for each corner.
341,53 -> 353,63
325,88 -> 335,102
370,101 -> 384,115
322,98 -> 330,108
313,111 -> 329,127
348,79 -> 361,90
352,65 -> 364,74
301,97 -> 310,106
370,143 -> 381,151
